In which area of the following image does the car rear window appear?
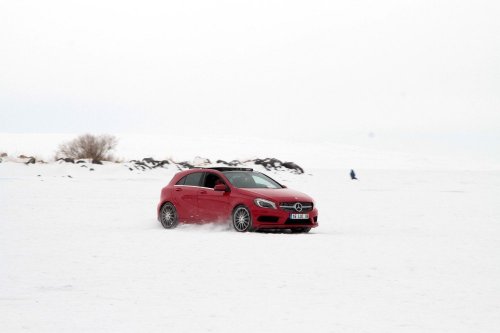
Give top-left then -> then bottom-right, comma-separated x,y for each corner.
176,176 -> 186,185
183,172 -> 203,186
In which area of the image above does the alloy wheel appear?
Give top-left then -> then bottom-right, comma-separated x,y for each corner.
160,203 -> 178,229
233,206 -> 251,232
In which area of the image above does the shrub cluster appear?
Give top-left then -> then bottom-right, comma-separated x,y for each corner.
57,134 -> 117,162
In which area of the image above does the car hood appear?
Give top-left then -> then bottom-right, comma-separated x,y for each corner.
237,188 -> 313,203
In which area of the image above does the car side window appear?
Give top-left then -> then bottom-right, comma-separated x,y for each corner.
203,172 -> 224,188
184,172 -> 203,186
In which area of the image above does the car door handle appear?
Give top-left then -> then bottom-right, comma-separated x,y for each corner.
175,188 -> 182,192
199,190 -> 207,194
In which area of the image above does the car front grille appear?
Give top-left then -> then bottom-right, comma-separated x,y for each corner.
279,202 -> 313,213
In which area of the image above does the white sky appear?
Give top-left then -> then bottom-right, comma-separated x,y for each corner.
0,1 -> 499,160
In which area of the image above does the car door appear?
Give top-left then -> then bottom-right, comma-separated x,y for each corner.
197,172 -> 231,222
172,172 -> 203,222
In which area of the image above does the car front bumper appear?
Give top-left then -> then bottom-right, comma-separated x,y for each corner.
250,207 -> 319,229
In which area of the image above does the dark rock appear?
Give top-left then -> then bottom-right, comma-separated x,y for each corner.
152,160 -> 170,168
282,162 -> 304,174
133,161 -> 151,169
177,161 -> 194,169
25,157 -> 36,165
89,168 -> 94,171
76,160 -> 85,164
18,154 -> 30,159
140,158 -> 170,168
80,165 -> 88,168
129,168 -> 133,171
252,157 -> 304,174
143,157 -> 159,165
67,175 -> 72,178
91,159 -> 102,165
254,158 -> 283,170
216,159 -> 241,166
57,158 -> 75,163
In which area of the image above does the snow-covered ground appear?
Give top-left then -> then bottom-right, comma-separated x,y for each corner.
1,161 -> 499,332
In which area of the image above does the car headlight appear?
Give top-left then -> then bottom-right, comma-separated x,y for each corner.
254,198 -> 277,209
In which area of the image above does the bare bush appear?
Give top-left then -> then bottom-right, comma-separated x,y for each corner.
57,134 -> 118,162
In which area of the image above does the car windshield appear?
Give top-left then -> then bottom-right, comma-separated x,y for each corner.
223,171 -> 283,189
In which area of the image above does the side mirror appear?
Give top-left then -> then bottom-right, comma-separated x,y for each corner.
214,184 -> 228,192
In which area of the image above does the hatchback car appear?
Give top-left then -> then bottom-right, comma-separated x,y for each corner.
157,167 -> 318,232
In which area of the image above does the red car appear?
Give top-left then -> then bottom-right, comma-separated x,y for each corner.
157,167 -> 318,233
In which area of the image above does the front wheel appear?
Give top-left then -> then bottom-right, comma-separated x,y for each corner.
232,206 -> 252,232
160,202 -> 178,229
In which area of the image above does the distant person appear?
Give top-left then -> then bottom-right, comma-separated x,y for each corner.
350,169 -> 358,180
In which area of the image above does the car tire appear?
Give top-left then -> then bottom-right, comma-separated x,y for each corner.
232,205 -> 252,232
291,227 -> 311,233
159,202 -> 178,229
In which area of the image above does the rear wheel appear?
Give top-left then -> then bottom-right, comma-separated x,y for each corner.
160,202 -> 178,229
232,206 -> 252,232
291,227 -> 311,233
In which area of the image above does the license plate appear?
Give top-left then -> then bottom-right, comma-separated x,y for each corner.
290,213 -> 309,219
